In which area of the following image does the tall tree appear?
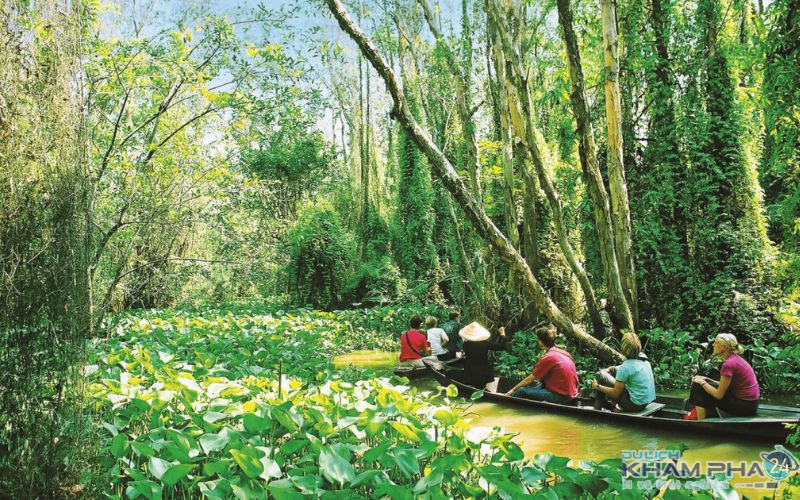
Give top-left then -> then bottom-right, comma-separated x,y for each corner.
326,0 -> 624,363
487,0 -> 608,337
555,0 -> 636,333
601,0 -> 638,324
685,0 -> 774,335
633,0 -> 691,327
760,0 -> 800,252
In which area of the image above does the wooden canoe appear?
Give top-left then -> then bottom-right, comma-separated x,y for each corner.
427,363 -> 800,441
393,355 -> 464,379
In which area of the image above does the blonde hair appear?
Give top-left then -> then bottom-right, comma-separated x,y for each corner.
425,315 -> 438,328
716,333 -> 744,354
620,332 -> 642,359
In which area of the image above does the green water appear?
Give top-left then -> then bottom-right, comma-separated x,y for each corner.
333,350 -> 799,498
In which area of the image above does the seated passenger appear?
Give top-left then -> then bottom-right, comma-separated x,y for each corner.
504,324 -> 578,404
591,332 -> 655,412
398,315 -> 433,368
459,322 -> 507,390
439,311 -> 463,357
686,333 -> 759,420
426,316 -> 454,361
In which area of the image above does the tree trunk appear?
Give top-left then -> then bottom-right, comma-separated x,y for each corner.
555,0 -> 635,333
325,0 -> 624,363
488,20 -> 518,250
487,0 -> 607,338
601,0 -> 637,327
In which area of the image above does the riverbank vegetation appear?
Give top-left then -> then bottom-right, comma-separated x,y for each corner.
1,0 -> 799,496
84,304 -> 740,498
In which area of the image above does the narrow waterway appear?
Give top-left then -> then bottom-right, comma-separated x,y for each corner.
333,350 -> 799,498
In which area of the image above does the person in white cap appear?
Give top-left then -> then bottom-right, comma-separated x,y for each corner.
459,322 -> 507,390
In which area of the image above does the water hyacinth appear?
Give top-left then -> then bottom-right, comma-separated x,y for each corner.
86,304 -> 731,498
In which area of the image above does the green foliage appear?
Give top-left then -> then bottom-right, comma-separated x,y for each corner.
0,4 -> 90,495
242,125 -> 335,219
285,204 -> 356,310
760,0 -> 800,253
391,84 -> 442,302
84,304 -> 732,498
680,0 -> 776,337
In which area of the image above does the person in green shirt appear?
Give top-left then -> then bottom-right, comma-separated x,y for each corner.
439,311 -> 463,357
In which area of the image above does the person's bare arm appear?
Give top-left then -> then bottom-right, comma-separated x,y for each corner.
505,373 -> 535,396
693,375 -> 730,400
592,379 -> 625,400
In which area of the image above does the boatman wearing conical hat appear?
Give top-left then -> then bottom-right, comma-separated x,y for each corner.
459,322 -> 507,390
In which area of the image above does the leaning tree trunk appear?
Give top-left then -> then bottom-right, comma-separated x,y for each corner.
555,0 -> 635,334
601,0 -> 638,326
326,0 -> 624,363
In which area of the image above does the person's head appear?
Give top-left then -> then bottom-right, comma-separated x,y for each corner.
425,315 -> 438,328
535,324 -> 557,348
409,315 -> 423,329
714,333 -> 744,356
449,311 -> 460,321
620,332 -> 642,359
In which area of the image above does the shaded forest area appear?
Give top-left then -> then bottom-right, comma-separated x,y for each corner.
1,0 -> 798,494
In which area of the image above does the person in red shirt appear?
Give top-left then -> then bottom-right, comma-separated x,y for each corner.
504,324 -> 579,404
399,315 -> 432,367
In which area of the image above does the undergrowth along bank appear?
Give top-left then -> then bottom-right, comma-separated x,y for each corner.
85,303 -> 737,498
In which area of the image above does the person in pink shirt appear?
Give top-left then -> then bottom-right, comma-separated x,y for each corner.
504,325 -> 579,404
686,333 -> 760,420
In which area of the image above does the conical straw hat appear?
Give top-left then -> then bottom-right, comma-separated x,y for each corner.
459,322 -> 490,342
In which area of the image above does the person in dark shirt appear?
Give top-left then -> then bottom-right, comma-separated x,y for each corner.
439,311 -> 463,357
459,322 -> 507,390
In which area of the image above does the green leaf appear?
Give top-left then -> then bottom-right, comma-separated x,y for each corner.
111,433 -> 128,458
124,480 -> 162,500
390,421 -> 421,442
231,481 -> 265,500
203,411 -> 228,424
199,431 -> 229,455
131,441 -> 155,458
553,482 -> 583,497
390,448 -> 420,478
230,447 -> 264,479
243,413 -> 271,434
148,456 -> 171,480
203,459 -> 232,476
432,408 -> 458,427
375,484 -> 414,500
521,466 -> 548,485
445,384 -> 458,397
319,446 -> 355,486
364,441 -> 392,463
470,390 -> 485,401
574,473 -> 608,496
351,469 -> 381,488
544,455 -> 570,472
413,469 -> 444,493
267,478 -> 305,500
161,463 -> 195,486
